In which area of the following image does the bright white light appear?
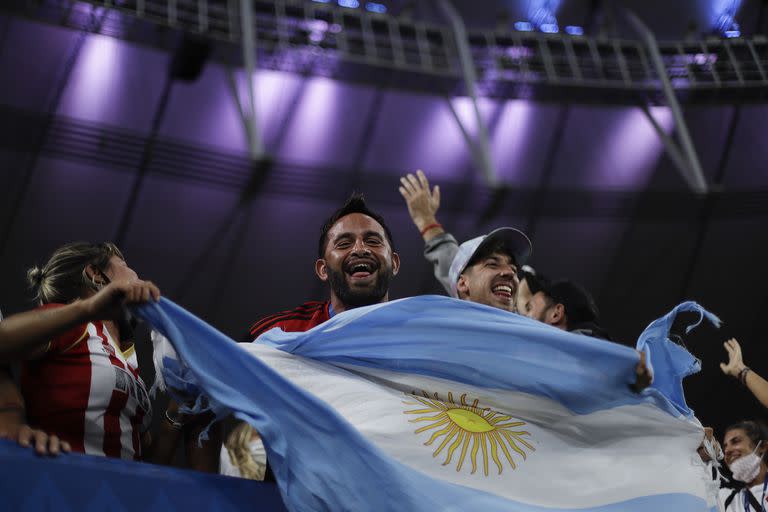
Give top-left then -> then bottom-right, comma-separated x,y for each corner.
338,0 -> 360,8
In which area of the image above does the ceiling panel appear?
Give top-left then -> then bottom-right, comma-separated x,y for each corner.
549,105 -> 673,190
0,18 -> 78,111
55,33 -> 168,131
116,174 -> 243,299
526,218 -> 628,297
722,105 -> 768,188
362,91 -> 498,181
0,156 -> 134,315
492,101 -> 562,186
274,77 -> 377,170
161,66 -> 306,154
645,105 -> 733,190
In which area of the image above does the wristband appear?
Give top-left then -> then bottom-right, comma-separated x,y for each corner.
738,366 -> 751,385
164,409 -> 186,431
420,222 -> 442,236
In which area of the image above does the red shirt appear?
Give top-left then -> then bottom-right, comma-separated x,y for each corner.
247,301 -> 331,340
20,304 -> 152,460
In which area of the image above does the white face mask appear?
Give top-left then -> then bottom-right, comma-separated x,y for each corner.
248,438 -> 267,465
731,441 -> 763,483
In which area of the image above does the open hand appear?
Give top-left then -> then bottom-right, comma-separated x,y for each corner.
631,350 -> 653,392
720,338 -> 746,378
398,170 -> 441,232
0,423 -> 70,456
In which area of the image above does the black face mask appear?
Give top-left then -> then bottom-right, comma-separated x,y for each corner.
95,267 -> 139,343
326,264 -> 393,310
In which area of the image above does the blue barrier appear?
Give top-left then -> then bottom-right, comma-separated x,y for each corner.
0,439 -> 287,511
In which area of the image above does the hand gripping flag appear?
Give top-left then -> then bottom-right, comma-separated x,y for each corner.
135,295 -> 719,512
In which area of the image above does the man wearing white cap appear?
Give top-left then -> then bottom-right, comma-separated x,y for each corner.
399,170 -> 531,312
400,171 -> 652,390
447,227 -> 531,310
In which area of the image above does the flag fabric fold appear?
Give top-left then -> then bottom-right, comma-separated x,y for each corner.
135,295 -> 716,512
635,301 -> 721,418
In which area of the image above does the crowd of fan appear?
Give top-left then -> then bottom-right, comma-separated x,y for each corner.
0,170 -> 765,511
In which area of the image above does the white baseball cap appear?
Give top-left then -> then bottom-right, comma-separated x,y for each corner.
448,227 -> 532,298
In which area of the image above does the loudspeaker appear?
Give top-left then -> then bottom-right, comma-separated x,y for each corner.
169,35 -> 212,81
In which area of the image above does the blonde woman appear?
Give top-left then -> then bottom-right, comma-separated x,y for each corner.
221,421 -> 267,480
0,242 -> 218,468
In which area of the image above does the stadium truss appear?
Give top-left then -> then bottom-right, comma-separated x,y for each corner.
4,0 -> 767,191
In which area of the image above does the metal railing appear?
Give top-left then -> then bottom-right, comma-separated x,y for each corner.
5,0 -> 768,104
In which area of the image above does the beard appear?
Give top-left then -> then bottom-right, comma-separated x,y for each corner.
327,264 -> 393,309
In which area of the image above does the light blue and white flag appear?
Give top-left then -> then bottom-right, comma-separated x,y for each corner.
136,295 -> 718,512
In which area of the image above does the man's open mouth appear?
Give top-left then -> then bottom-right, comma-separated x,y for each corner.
492,283 -> 514,298
346,260 -> 377,280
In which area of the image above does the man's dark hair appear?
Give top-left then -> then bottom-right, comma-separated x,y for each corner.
318,193 -> 395,258
519,267 -> 549,295
725,420 -> 768,455
464,240 -> 516,273
543,280 -> 600,327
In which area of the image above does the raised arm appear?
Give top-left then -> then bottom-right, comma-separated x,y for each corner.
721,337 -> 768,408
399,170 -> 443,242
399,170 -> 459,294
0,279 -> 160,364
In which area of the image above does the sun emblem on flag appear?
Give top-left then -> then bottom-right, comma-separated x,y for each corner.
403,391 -> 534,476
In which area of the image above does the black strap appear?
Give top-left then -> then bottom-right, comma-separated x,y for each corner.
724,488 -> 763,511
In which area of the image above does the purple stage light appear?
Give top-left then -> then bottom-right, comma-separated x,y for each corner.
593,106 -> 674,189
491,100 -> 535,183
61,34 -> 123,122
420,96 -> 498,179
712,0 -> 742,37
276,76 -> 344,164
338,0 -> 360,8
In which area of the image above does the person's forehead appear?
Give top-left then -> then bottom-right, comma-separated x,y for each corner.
329,213 -> 386,238
725,429 -> 746,442
477,250 -> 516,265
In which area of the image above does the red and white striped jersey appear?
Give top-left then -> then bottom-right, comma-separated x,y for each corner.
20,304 -> 152,460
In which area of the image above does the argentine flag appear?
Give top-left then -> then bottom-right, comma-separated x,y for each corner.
136,296 -> 718,512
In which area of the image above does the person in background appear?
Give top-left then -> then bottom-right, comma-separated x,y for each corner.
220,421 -> 267,480
521,278 -> 612,340
718,420 -> 768,511
399,170 -> 650,390
245,194 -> 400,340
445,227 -> 532,311
398,170 -> 531,313
0,242 -> 218,470
242,194 -> 401,481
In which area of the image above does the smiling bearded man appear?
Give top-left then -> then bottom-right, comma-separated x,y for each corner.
245,194 -> 400,340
